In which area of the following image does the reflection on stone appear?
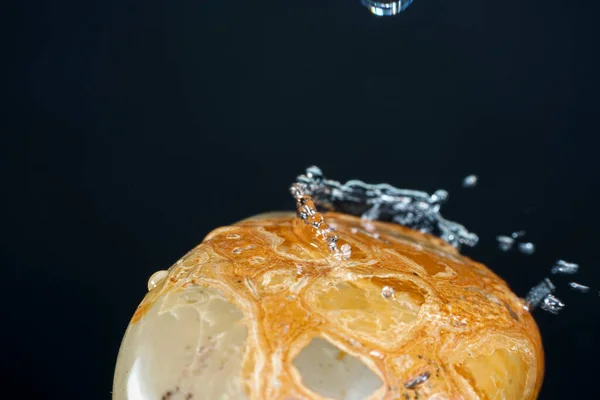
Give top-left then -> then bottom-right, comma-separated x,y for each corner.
113,286 -> 248,400
293,337 -> 382,399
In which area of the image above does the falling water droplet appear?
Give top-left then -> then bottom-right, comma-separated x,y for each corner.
462,175 -> 478,188
496,235 -> 515,251
569,282 -> 590,293
518,242 -> 536,255
381,286 -> 395,299
361,0 -> 414,16
551,260 -> 580,275
147,270 -> 168,291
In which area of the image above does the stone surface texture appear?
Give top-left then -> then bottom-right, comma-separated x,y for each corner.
114,212 -> 544,400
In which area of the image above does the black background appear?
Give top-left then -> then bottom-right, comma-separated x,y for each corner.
5,0 -> 600,398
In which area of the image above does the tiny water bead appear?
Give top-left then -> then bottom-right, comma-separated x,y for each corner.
404,371 -> 430,389
381,286 -> 395,299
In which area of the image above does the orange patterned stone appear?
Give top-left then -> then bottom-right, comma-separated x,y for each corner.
113,212 -> 543,400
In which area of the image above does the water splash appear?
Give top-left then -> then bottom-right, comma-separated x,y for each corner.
294,166 -> 478,249
290,181 -> 344,259
361,0 -> 414,16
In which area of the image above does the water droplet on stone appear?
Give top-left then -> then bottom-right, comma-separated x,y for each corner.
462,175 -> 478,188
340,244 -> 352,260
551,259 -> 579,275
360,0 -> 414,16
496,235 -> 514,251
404,371 -> 431,389
569,282 -> 590,293
369,350 -> 384,359
381,286 -> 395,299
147,270 -> 168,291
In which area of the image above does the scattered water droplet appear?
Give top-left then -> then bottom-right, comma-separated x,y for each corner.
525,278 -> 556,311
340,243 -> 352,260
431,190 -> 448,204
518,242 -> 536,255
226,233 -> 241,239
540,294 -> 565,314
551,260 -> 580,275
381,286 -> 395,299
569,282 -> 590,293
462,175 -> 478,188
496,235 -> 514,251
147,270 -> 168,291
305,165 -> 323,179
361,0 -> 414,16
511,230 -> 526,239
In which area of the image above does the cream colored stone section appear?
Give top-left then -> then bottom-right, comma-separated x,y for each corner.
292,337 -> 383,400
113,286 -> 248,400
